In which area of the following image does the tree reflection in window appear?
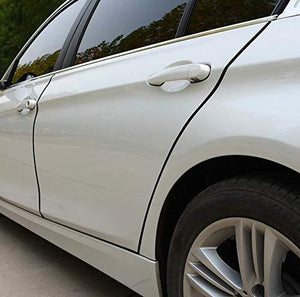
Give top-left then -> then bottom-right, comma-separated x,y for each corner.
11,0 -> 85,85
13,50 -> 61,84
75,3 -> 187,65
186,0 -> 279,35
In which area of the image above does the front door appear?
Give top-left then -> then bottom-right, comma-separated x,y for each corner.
0,0 -> 86,214
0,78 -> 53,214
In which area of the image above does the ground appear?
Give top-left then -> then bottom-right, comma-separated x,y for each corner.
0,216 -> 139,297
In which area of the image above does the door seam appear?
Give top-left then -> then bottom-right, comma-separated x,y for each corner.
137,20 -> 274,254
32,74 -> 55,218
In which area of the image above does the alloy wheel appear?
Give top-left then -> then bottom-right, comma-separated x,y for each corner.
183,218 -> 300,297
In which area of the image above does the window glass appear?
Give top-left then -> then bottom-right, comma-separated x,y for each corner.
75,0 -> 187,65
12,0 -> 85,84
186,0 -> 280,36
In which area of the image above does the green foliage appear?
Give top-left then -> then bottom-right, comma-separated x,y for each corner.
0,0 -> 65,78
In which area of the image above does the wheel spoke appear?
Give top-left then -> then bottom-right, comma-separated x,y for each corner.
188,262 -> 235,295
184,219 -> 300,297
264,228 -> 287,297
192,247 -> 243,291
235,221 -> 256,291
251,223 -> 264,283
186,274 -> 233,297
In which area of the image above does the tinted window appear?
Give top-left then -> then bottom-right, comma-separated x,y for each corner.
12,0 -> 85,84
186,0 -> 279,36
75,0 -> 187,65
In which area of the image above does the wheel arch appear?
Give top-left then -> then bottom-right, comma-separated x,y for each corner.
152,155 -> 300,295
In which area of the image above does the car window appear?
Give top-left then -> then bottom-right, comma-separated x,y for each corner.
186,0 -> 280,36
74,0 -> 187,65
12,0 -> 86,85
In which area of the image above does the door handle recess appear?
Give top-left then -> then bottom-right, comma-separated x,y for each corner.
147,63 -> 211,87
17,99 -> 37,112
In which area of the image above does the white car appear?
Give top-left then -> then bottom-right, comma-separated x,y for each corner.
0,0 -> 299,296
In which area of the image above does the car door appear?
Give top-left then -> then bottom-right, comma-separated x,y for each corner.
34,0 -> 280,250
0,0 -> 87,214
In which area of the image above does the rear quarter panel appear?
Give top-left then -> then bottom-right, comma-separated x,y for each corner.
140,15 -> 300,259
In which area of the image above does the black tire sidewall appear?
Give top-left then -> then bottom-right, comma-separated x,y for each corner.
166,178 -> 300,297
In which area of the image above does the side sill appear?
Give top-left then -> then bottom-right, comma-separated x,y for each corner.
0,198 -> 162,297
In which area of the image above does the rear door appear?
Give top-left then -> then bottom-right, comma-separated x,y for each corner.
35,0 -> 279,250
0,0 -> 86,214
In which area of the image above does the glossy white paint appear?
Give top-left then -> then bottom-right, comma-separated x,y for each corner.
34,21 -> 271,251
0,198 -> 161,297
0,2 -> 296,295
140,15 -> 300,259
279,0 -> 300,18
0,76 -> 52,214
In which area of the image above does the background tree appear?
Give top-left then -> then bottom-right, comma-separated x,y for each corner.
0,0 -> 65,78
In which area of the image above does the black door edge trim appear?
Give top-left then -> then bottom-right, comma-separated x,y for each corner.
137,20 -> 273,254
33,74 -> 55,218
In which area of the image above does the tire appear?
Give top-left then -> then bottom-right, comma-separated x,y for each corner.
166,174 -> 300,297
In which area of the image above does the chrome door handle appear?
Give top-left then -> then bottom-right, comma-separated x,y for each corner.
17,99 -> 37,113
147,63 -> 211,87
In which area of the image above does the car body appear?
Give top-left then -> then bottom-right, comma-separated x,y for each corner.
0,0 -> 299,296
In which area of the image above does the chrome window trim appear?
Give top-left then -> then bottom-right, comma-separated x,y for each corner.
53,15 -> 276,76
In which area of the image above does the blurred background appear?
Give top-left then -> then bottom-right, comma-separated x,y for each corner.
0,0 -> 65,78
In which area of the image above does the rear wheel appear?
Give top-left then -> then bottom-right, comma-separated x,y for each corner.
167,175 -> 300,297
